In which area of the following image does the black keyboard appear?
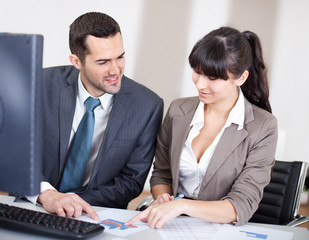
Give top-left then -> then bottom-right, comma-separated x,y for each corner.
0,203 -> 104,239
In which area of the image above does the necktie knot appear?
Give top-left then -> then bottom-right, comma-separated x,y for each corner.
85,97 -> 101,111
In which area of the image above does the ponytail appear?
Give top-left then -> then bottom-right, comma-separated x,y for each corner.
241,31 -> 272,113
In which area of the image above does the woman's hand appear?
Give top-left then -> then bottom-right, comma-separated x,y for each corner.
131,193 -> 176,223
126,198 -> 237,228
156,193 -> 175,204
125,199 -> 185,229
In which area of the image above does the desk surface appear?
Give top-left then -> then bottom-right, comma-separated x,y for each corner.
0,195 -> 308,240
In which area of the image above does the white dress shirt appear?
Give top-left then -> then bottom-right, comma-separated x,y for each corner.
177,89 -> 245,199
27,74 -> 113,202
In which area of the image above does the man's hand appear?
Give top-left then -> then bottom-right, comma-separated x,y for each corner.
38,189 -> 99,221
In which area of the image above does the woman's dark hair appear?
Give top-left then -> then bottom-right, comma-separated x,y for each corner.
188,27 -> 271,113
69,12 -> 121,63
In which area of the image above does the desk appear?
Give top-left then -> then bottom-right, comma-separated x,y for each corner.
0,195 -> 308,240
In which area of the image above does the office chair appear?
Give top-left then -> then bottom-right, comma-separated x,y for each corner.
249,160 -> 309,226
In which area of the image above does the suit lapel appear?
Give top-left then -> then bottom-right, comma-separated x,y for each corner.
199,98 -> 254,193
101,92 -> 130,153
171,98 -> 199,195
90,78 -> 131,179
59,70 -> 78,169
199,125 -> 248,191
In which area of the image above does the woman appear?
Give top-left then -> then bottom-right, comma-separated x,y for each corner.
126,27 -> 278,228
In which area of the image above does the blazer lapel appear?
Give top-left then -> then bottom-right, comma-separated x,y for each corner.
90,79 -> 131,179
171,98 -> 199,195
199,98 -> 254,193
101,92 -> 130,153
59,71 -> 78,169
199,125 -> 248,190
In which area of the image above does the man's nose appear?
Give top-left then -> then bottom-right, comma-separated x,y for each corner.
108,60 -> 120,75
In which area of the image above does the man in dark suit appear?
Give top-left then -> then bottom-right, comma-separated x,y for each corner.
34,12 -> 163,220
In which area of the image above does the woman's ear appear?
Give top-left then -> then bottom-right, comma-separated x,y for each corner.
69,54 -> 81,70
236,70 -> 249,86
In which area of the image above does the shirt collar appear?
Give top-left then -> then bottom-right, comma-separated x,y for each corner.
190,101 -> 205,127
226,88 -> 245,130
77,74 -> 114,112
190,88 -> 245,130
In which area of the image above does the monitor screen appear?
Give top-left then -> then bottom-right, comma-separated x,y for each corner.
0,33 -> 43,196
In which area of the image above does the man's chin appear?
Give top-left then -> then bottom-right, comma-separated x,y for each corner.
104,85 -> 121,95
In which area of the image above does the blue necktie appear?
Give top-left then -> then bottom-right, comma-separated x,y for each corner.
59,97 -> 101,192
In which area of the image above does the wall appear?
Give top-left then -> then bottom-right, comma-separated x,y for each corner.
1,0 -> 309,191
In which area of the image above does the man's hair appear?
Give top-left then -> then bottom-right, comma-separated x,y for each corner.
69,12 -> 121,63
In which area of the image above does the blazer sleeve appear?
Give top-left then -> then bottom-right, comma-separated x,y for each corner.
221,113 -> 278,225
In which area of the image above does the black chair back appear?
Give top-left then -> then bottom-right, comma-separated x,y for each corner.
250,161 -> 305,225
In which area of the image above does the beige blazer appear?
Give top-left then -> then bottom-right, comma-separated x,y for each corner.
150,96 -> 278,225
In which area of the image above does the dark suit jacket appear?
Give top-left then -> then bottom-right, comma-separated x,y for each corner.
42,65 -> 163,208
150,96 -> 278,225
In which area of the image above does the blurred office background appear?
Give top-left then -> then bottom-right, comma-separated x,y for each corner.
1,0 -> 308,190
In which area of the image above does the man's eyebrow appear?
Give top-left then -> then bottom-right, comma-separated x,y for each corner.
95,52 -> 125,62
118,52 -> 125,58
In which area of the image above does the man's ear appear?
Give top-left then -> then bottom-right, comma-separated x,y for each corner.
236,70 -> 249,86
69,54 -> 81,70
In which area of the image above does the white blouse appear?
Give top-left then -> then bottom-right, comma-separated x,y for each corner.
177,89 -> 245,199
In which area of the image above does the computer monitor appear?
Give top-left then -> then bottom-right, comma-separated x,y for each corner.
0,33 -> 43,196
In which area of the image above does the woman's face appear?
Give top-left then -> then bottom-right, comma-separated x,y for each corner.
192,70 -> 240,106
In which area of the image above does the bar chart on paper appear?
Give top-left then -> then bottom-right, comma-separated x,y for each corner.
79,208 -> 149,237
158,217 -> 294,240
212,224 -> 294,240
158,217 -> 223,240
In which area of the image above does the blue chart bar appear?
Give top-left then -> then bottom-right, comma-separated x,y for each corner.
100,219 -> 137,230
240,230 -> 268,239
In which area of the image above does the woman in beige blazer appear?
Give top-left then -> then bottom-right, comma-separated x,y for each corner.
127,27 -> 278,228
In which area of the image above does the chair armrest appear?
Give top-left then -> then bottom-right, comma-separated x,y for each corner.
287,215 -> 309,227
136,195 -> 154,211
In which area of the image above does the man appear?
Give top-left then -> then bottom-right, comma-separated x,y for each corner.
32,12 -> 163,220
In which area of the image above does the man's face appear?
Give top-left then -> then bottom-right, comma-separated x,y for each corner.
73,32 -> 125,97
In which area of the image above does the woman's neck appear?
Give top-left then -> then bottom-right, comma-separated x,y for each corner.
204,89 -> 239,118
